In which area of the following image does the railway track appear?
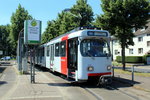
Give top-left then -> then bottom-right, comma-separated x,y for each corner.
35,65 -> 143,100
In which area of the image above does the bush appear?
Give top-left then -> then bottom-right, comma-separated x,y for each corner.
116,56 -> 143,63
143,54 -> 150,64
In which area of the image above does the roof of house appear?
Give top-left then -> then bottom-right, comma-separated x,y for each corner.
134,20 -> 150,36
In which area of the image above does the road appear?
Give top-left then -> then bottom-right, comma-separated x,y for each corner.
37,66 -> 150,100
114,66 -> 150,73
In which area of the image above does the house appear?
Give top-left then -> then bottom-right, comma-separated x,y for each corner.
111,21 -> 150,60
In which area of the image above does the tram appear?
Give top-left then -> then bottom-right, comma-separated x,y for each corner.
35,27 -> 112,84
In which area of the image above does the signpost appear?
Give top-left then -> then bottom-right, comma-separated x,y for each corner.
24,20 -> 41,45
24,20 -> 41,83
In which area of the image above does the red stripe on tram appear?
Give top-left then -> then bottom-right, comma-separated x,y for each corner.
61,35 -> 68,75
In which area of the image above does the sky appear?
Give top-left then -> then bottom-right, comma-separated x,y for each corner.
0,0 -> 103,33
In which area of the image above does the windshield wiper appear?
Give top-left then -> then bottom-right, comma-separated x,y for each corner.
87,51 -> 95,60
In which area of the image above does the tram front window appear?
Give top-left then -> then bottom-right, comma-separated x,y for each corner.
80,39 -> 110,57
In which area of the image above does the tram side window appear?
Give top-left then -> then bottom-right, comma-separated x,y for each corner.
55,43 -> 60,57
42,47 -> 44,56
47,46 -> 50,56
60,41 -> 66,57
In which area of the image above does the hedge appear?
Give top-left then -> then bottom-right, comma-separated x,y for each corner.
116,56 -> 143,63
143,54 -> 150,64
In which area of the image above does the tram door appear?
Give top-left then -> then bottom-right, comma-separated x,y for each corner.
50,44 -> 54,70
68,38 -> 78,77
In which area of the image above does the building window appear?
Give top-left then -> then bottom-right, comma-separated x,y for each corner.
138,37 -> 143,42
147,41 -> 150,47
147,34 -> 150,36
132,28 -> 136,33
115,50 -> 119,55
138,48 -> 143,54
113,40 -> 118,46
129,49 -> 133,54
140,26 -> 147,31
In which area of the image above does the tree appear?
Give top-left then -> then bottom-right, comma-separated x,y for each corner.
0,25 -> 11,56
42,0 -> 94,43
42,20 -> 60,44
71,0 -> 94,27
9,4 -> 32,55
58,12 -> 77,35
96,0 -> 150,70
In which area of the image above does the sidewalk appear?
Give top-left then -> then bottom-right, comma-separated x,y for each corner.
0,61 -> 63,100
1,61 -> 150,100
0,62 -> 17,99
113,63 -> 150,91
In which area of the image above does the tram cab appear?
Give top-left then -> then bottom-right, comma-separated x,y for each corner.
67,29 -> 112,84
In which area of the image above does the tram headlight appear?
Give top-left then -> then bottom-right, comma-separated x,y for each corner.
87,66 -> 94,71
107,65 -> 111,70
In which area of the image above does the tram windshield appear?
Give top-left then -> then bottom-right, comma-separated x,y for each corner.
80,39 -> 110,57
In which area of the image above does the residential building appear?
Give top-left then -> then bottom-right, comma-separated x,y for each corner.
111,21 -> 150,60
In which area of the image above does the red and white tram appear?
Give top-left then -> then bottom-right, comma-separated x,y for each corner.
35,27 -> 112,83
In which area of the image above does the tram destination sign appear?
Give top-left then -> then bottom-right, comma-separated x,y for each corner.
87,31 -> 108,36
24,20 -> 41,45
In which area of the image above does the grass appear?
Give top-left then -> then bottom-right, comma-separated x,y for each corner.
112,61 -> 123,67
114,69 -> 150,77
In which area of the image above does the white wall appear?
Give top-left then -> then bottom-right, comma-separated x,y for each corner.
111,33 -> 150,60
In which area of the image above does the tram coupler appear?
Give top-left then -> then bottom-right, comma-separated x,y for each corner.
97,75 -> 112,86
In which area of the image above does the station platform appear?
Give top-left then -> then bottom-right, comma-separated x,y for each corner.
0,61 -> 63,100
0,61 -> 150,100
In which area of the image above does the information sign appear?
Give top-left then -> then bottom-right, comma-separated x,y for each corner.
24,20 -> 41,45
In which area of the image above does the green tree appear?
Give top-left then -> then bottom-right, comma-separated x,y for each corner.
42,0 -> 94,43
42,20 -> 59,44
96,0 -> 150,70
9,4 -> 32,55
58,12 -> 77,35
42,12 -> 76,43
0,25 -> 11,56
71,0 -> 94,27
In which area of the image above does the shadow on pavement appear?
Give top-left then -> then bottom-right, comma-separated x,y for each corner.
36,77 -> 138,90
34,64 -> 141,90
113,77 -> 140,85
0,62 -> 11,65
0,67 -> 6,73
0,61 -> 12,67
103,77 -> 141,90
0,81 -> 7,86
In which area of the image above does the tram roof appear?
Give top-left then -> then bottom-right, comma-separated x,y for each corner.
44,27 -> 109,45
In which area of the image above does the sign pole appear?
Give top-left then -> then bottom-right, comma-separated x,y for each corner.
33,46 -> 35,83
24,19 -> 41,84
30,49 -> 33,83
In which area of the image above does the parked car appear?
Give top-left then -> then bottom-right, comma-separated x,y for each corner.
0,56 -> 11,60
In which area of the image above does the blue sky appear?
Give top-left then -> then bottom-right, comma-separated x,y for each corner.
0,0 -> 103,33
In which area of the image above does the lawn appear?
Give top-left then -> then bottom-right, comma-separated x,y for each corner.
114,69 -> 150,77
